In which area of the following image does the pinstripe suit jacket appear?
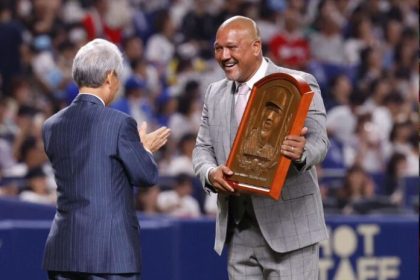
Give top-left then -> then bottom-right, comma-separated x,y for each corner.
192,58 -> 329,255
42,94 -> 158,273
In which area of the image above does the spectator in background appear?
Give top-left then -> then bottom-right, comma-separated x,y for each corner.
121,35 -> 162,98
0,137 -> 15,176
0,183 -> 18,196
111,76 -> 154,127
0,97 -> 17,142
23,0 -> 63,37
361,79 -> 391,112
214,0 -> 244,26
9,103 -> 54,191
0,1 -> 24,96
154,94 -> 178,127
204,191 -> 218,216
0,98 -> 20,181
356,46 -> 384,93
326,92 -> 363,147
359,78 -> 393,142
121,35 -> 144,75
129,0 -> 152,42
380,91 -> 408,125
18,135 -> 47,172
324,73 -> 352,111
136,186 -> 161,214
130,57 -> 161,98
181,0 -> 217,59
13,105 -> 43,161
387,120 -> 418,176
407,132 -> 419,176
344,16 -> 378,66
348,0 -> 387,34
166,133 -> 196,176
9,78 -> 33,108
157,173 -> 200,218
82,0 -> 124,44
145,9 -> 176,77
56,40 -> 78,89
336,164 -> 375,214
382,19 -> 403,70
268,7 -> 310,70
167,57 -> 198,97
254,7 -> 278,47
321,131 -> 346,174
19,166 -> 56,205
393,27 -> 418,102
309,3 -> 346,65
383,152 -> 407,206
30,35 -> 66,98
67,23 -> 89,49
168,81 -> 201,141
344,113 -> 386,173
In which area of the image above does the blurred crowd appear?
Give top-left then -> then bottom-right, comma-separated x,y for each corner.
0,0 -> 418,216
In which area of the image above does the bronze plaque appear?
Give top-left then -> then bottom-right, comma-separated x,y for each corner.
225,73 -> 314,200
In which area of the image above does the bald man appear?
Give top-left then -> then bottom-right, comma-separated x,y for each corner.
193,16 -> 329,279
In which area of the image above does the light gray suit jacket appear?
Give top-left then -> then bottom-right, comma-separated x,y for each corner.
193,58 -> 329,255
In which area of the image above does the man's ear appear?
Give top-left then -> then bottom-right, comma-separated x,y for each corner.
252,40 -> 262,56
104,71 -> 114,86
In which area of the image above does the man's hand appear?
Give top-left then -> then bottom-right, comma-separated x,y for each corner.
281,127 -> 307,161
209,165 -> 237,194
139,122 -> 171,153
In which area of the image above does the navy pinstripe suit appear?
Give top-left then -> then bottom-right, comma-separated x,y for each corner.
42,94 -> 158,274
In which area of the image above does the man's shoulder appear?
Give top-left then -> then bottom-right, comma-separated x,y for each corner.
43,106 -> 68,128
44,102 -> 132,128
272,65 -> 312,79
103,106 -> 131,120
267,59 -> 315,81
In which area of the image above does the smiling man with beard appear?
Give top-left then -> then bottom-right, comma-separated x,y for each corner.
193,16 -> 329,279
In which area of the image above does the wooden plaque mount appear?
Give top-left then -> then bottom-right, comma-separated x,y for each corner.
225,73 -> 314,200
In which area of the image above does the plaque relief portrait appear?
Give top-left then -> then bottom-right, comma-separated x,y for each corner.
236,86 -> 295,178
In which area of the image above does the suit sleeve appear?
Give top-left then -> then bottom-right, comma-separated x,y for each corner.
298,72 -> 330,171
42,121 -> 51,156
192,84 -> 218,193
117,117 -> 158,187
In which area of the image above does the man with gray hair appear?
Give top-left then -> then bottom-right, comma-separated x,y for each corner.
42,38 -> 170,280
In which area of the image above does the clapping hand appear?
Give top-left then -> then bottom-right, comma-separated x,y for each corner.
139,122 -> 171,153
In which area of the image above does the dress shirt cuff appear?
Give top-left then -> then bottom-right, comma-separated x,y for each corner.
205,167 -> 215,185
295,150 -> 306,164
205,167 -> 217,193
294,150 -> 307,171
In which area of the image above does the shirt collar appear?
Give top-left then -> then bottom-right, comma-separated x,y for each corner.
79,93 -> 105,106
235,58 -> 268,91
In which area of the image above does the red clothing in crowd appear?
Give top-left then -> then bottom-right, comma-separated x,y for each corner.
83,12 -> 122,44
269,32 -> 310,69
